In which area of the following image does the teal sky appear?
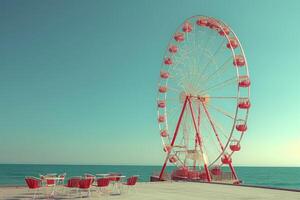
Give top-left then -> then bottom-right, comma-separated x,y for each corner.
0,0 -> 299,166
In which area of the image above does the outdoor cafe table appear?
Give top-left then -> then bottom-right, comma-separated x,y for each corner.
45,173 -> 57,176
96,174 -> 126,195
95,174 -> 110,177
44,176 -> 64,197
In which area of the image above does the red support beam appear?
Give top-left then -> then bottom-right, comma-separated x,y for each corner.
198,103 -> 201,130
158,96 -> 189,180
228,162 -> 238,181
201,102 -> 224,151
202,102 -> 239,182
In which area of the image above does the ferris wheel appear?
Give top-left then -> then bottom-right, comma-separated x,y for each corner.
155,15 -> 250,182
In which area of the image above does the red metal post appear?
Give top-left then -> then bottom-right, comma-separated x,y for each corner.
158,156 -> 170,180
187,98 -> 212,182
202,102 -> 239,182
228,162 -> 238,181
158,96 -> 189,180
201,102 -> 224,151
197,102 -> 201,128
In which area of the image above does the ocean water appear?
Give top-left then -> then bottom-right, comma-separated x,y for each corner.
0,164 -> 300,190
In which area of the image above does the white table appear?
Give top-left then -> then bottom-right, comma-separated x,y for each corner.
95,173 -> 110,177
45,173 -> 57,177
106,175 -> 126,195
44,177 -> 64,197
95,174 -> 126,195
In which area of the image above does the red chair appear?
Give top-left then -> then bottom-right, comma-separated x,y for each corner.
96,178 -> 110,194
84,173 -> 96,185
25,177 -> 42,199
64,177 -> 81,197
122,176 -> 138,193
78,178 -> 93,198
46,178 -> 56,186
65,177 -> 81,188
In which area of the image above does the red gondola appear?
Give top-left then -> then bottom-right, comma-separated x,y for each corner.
163,145 -> 172,153
238,75 -> 251,87
157,100 -> 166,108
236,124 -> 247,132
169,155 -> 177,163
230,140 -> 241,151
211,167 -> 222,175
219,26 -> 230,36
174,33 -> 184,42
160,130 -> 168,137
164,58 -> 172,65
226,38 -> 239,49
207,19 -> 220,30
221,154 -> 232,164
158,86 -> 167,93
238,99 -> 251,109
158,115 -> 165,123
168,45 -> 178,53
182,22 -> 192,32
160,71 -> 169,79
233,55 -> 246,67
196,17 -> 208,26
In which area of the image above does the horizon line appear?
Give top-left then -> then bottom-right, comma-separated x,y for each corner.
0,163 -> 300,167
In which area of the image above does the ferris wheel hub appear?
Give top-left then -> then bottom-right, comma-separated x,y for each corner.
197,95 -> 210,104
189,94 -> 211,104
180,93 -> 210,104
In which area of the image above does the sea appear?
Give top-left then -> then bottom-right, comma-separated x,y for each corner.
0,164 -> 300,190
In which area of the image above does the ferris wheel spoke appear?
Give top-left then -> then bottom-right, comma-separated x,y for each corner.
208,113 -> 230,140
199,39 -> 227,76
198,76 -> 236,95
201,102 -> 225,152
192,25 -> 197,55
198,33 -> 217,69
176,45 -> 193,60
166,97 -> 181,102
201,121 -> 222,161
171,48 -> 191,65
202,124 -> 221,154
199,32 -> 222,58
168,86 -> 182,93
200,55 -> 232,82
175,74 -> 194,92
167,104 -> 180,112
171,59 -> 192,76
203,66 -> 235,88
168,80 -> 187,93
172,49 -> 191,62
171,59 -> 187,70
167,107 -> 181,119
172,47 -> 204,85
206,103 -> 236,120
166,109 -> 181,120
170,68 -> 186,80
173,63 -> 193,77
206,96 -> 237,99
